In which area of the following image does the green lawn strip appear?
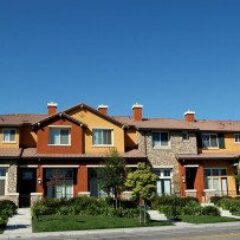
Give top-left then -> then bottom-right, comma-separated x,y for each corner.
180,215 -> 240,224
32,215 -> 173,233
0,219 -> 7,234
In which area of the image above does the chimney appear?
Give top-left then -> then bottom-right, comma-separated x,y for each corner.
132,103 -> 143,121
47,102 -> 58,116
97,104 -> 108,115
184,110 -> 196,122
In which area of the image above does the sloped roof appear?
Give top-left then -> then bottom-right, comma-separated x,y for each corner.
22,148 -> 146,159
32,112 -> 86,129
113,116 -> 197,130
0,148 -> 23,158
0,114 -> 47,126
192,120 -> 240,132
177,153 -> 239,160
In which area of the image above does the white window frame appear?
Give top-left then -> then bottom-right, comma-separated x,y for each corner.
234,134 -> 240,144
155,168 -> 173,196
182,131 -> 189,142
92,128 -> 114,147
202,133 -> 219,149
152,131 -> 170,149
0,168 -> 8,196
2,128 -> 16,143
204,168 -> 227,195
48,127 -> 71,146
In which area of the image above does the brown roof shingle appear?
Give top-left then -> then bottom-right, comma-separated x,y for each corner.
0,114 -> 47,126
0,148 -> 22,158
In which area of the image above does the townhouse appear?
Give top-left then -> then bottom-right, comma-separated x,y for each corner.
0,102 -> 239,206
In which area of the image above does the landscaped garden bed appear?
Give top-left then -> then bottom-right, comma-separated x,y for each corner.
151,195 -> 240,224
31,196 -> 172,233
0,200 -> 17,234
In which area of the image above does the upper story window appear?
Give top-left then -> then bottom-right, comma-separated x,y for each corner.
0,168 -> 7,196
49,128 -> 71,146
202,133 -> 219,148
93,129 -> 113,146
235,134 -> 240,143
152,132 -> 170,149
2,128 -> 16,143
182,131 -> 189,141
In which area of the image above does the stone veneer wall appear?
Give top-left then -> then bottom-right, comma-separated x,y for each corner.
0,160 -> 18,205
137,130 -> 197,193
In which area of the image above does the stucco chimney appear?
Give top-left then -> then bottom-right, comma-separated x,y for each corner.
47,102 -> 58,116
184,110 -> 196,122
132,103 -> 143,121
97,104 -> 108,115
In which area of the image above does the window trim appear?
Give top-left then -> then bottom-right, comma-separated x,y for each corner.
2,128 -> 17,144
152,131 -> 170,149
0,168 -> 8,196
234,133 -> 240,144
202,133 -> 219,149
48,127 -> 71,146
92,128 -> 114,147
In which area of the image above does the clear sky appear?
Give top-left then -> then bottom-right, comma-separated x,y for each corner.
1,0 -> 240,120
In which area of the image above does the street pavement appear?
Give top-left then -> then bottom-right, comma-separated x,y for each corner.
0,221 -> 240,240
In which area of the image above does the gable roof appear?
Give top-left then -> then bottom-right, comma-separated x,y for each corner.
64,103 -> 124,127
33,112 -> 86,129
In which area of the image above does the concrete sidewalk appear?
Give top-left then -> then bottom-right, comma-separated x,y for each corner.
0,220 -> 239,240
3,208 -> 32,235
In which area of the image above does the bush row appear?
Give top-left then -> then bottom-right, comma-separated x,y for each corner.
211,196 -> 240,216
151,196 -> 220,220
32,196 -> 139,219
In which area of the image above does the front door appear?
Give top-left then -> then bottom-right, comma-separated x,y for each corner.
19,168 -> 36,207
221,177 -> 228,196
186,167 -> 197,189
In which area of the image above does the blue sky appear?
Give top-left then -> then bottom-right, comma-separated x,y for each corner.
1,0 -> 240,120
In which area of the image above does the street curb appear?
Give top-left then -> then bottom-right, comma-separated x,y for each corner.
0,221 -> 240,240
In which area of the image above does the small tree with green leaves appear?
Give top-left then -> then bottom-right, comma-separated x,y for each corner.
125,163 -> 158,223
99,149 -> 126,209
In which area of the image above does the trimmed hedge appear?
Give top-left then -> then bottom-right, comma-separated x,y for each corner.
32,197 -> 139,219
152,196 -> 219,219
213,197 -> 240,216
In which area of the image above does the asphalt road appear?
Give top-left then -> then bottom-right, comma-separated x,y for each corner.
1,223 -> 240,240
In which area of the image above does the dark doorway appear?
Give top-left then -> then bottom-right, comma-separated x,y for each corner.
186,167 -> 197,189
19,168 -> 36,207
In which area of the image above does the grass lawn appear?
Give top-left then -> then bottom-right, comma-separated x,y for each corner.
0,219 -> 7,234
180,215 -> 240,224
32,215 -> 173,233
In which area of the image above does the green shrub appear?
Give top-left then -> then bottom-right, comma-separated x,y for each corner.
0,200 -> 17,217
180,201 -> 202,216
201,206 -> 220,216
159,205 -> 181,220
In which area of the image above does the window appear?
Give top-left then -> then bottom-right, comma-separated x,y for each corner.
202,133 -> 219,148
93,129 -> 112,146
235,134 -> 240,143
49,128 -> 70,145
182,131 -> 189,141
2,129 -> 16,143
204,168 -> 228,195
155,169 -> 172,196
152,132 -> 169,148
0,168 -> 7,196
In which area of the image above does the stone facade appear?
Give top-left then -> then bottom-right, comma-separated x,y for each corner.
137,130 -> 197,194
7,161 -> 18,193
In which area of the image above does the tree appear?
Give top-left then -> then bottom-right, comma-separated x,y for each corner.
125,163 -> 158,223
99,148 -> 126,208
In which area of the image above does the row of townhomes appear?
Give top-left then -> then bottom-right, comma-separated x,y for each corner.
0,102 -> 239,207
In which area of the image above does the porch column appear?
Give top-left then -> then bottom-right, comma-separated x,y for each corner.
195,164 -> 204,202
36,165 -> 44,193
77,164 -> 89,196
